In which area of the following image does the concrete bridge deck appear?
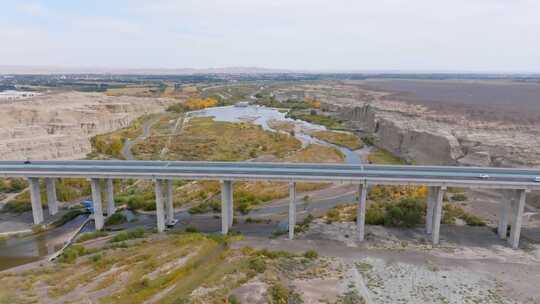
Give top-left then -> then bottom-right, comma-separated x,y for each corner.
1,160 -> 539,249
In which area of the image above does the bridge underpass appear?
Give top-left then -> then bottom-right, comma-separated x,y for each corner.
1,160 -> 539,249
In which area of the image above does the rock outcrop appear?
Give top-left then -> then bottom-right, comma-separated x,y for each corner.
0,92 -> 174,160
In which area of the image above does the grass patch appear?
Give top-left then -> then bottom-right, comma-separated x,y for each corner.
287,112 -> 343,129
133,117 -> 302,161
110,228 -> 145,243
105,212 -> 127,226
310,130 -> 363,150
76,231 -> 108,243
367,148 -> 406,165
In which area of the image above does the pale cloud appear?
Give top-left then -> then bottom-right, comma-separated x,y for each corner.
1,0 -> 540,71
16,2 -> 47,17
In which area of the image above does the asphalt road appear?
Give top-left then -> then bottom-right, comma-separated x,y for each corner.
0,161 -> 539,189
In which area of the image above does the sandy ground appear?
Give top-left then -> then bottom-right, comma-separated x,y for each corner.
234,220 -> 540,304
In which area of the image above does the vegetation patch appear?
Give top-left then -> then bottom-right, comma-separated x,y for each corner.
311,130 -> 363,150
324,193 -> 484,228
367,148 -> 406,165
288,112 -> 344,129
133,117 -> 302,161
76,231 -> 108,243
110,228 -> 145,243
105,212 -> 127,226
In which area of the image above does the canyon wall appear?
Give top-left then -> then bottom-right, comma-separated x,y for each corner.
0,92 -> 173,160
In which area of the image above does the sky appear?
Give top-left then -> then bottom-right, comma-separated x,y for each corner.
1,0 -> 540,72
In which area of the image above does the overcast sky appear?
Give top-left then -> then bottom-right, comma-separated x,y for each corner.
1,0 -> 539,72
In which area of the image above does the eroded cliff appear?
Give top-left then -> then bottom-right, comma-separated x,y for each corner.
0,92 -> 173,160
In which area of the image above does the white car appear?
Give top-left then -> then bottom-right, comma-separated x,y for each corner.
479,174 -> 490,179
535,177 -> 540,182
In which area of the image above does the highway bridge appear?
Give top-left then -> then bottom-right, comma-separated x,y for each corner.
1,160 -> 539,249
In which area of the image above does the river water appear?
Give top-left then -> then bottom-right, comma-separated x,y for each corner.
0,215 -> 89,271
188,105 -> 363,164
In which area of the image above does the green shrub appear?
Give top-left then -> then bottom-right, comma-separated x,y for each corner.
228,294 -> 240,304
365,203 -> 385,225
326,209 -> 340,224
76,231 -> 108,243
303,249 -> 318,260
383,197 -> 425,228
58,244 -> 87,264
248,256 -> 267,273
268,283 -> 303,304
53,209 -> 87,227
105,212 -> 127,226
185,225 -> 198,233
188,200 -> 221,214
31,224 -> 45,234
110,228 -> 145,243
451,193 -> 467,201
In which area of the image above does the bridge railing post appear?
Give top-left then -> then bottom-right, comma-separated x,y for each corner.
28,177 -> 44,225
154,179 -> 166,233
90,178 -> 104,231
289,181 -> 296,240
425,186 -> 436,234
220,180 -> 230,235
227,181 -> 234,228
508,189 -> 529,249
105,179 -> 115,216
45,178 -> 58,216
498,190 -> 513,240
431,186 -> 446,245
356,181 -> 368,242
166,180 -> 175,225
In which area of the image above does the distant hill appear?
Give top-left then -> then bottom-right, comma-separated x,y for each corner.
0,65 -> 296,75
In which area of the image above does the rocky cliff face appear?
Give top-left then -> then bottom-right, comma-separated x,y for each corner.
0,92 -> 174,160
341,103 -> 540,168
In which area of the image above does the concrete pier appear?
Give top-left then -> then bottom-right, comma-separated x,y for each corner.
90,178 -> 104,231
105,179 -> 115,216
356,181 -> 368,242
289,182 -> 296,240
431,186 -> 446,245
28,177 -> 44,225
166,180 -> 175,225
425,186 -> 436,234
154,179 -> 166,233
45,178 -> 58,216
221,180 -> 231,235
508,189 -> 529,249
226,181 -> 234,228
498,190 -> 513,240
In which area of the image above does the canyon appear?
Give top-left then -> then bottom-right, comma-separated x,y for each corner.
0,92 -> 173,161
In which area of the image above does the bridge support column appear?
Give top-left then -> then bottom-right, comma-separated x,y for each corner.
425,186 -> 436,234
45,178 -> 58,216
289,182 -> 296,240
508,189 -> 529,249
28,177 -> 44,225
90,179 -> 104,231
154,179 -> 166,233
166,180 -> 175,225
431,186 -> 446,245
356,181 -> 368,242
227,181 -> 234,228
221,180 -> 232,235
105,179 -> 115,216
498,190 -> 513,240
